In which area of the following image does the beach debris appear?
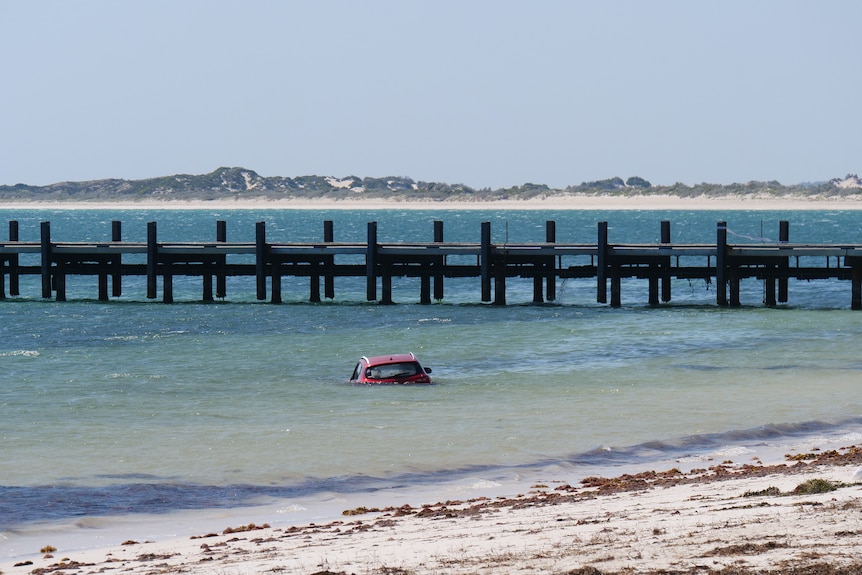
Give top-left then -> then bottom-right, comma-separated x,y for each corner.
793,478 -> 845,495
28,560 -> 94,574
704,540 -> 789,557
743,486 -> 782,498
342,506 -> 378,516
744,478 -> 847,498
222,523 -> 270,535
134,552 -> 177,562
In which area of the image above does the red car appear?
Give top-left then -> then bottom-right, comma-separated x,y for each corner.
350,353 -> 433,385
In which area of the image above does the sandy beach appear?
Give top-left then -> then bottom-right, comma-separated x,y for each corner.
2,446 -> 861,575
2,194 -> 862,211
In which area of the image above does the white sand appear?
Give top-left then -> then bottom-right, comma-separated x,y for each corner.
2,194 -> 862,210
3,455 -> 860,574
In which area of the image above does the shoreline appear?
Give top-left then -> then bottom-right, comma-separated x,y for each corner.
2,194 -> 862,210
3,428 -> 862,574
3,446 -> 861,574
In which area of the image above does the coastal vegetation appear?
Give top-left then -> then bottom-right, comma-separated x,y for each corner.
1,167 -> 860,203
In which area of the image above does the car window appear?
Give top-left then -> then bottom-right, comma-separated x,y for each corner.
367,362 -> 419,379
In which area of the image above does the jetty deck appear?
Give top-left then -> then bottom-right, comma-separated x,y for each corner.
1,219 -> 861,308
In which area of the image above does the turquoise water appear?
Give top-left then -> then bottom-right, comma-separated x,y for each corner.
2,208 -> 862,555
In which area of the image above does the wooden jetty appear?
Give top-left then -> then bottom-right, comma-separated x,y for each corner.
1,219 -> 862,308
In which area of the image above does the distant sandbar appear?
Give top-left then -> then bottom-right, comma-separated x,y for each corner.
2,194 -> 862,210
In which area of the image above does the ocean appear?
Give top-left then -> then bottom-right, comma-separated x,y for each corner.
2,208 -> 862,558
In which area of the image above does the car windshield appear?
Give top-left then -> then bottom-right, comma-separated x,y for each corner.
366,362 -> 420,379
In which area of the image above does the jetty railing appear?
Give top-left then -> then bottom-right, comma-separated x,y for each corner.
1,219 -> 861,308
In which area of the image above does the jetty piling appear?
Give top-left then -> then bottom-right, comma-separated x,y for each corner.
480,222 -> 492,302
324,220 -> 335,300
367,221 -> 378,303
255,221 -> 267,302
2,218 -> 862,308
110,220 -> 122,299
434,220 -> 444,302
659,220 -> 672,304
778,220 -> 789,304
852,262 -> 862,310
716,221 -> 728,306
0,221 -> 20,298
543,220 -> 556,303
597,221 -> 608,304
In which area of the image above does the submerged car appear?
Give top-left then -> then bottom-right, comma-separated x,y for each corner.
350,353 -> 433,385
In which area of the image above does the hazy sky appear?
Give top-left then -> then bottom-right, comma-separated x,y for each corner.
2,1 -> 860,189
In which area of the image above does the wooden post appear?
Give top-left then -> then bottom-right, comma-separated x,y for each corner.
202,222 -> 216,302
532,273 -> 543,304
764,220 -> 790,307
49,221 -> 64,301
55,259 -> 66,301
308,222 -> 325,303
418,221 -> 439,305
202,262 -> 214,302
597,222 -> 608,303
9,221 -> 19,296
646,220 -> 666,306
216,220 -> 227,299
111,220 -> 122,297
366,222 -> 377,301
779,220 -> 789,242
729,273 -> 741,307
97,266 -> 108,301
778,220 -> 789,303
99,221 -> 119,301
40,221 -> 52,298
433,220 -> 444,301
608,222 -> 621,307
271,259 -> 282,304
480,222 -> 491,302
531,224 -> 545,303
660,220 -> 671,241
419,221 -> 438,304
323,220 -> 334,300
307,220 -> 320,303
611,274 -> 621,308
146,222 -> 158,299
162,260 -> 174,303
545,220 -> 556,302
764,274 -> 777,306
648,272 -> 659,306
381,266 -> 394,304
493,251 -> 506,306
202,252 -> 215,303
716,221 -> 728,306
420,260 -> 431,305
661,220 -> 671,303
255,222 -> 267,300
310,260 -> 321,303
376,222 -> 393,305
2,221 -> 21,298
851,259 -> 862,310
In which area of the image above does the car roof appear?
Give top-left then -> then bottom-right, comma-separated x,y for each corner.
362,353 -> 418,366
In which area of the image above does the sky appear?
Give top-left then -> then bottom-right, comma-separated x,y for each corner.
2,1 -> 860,189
